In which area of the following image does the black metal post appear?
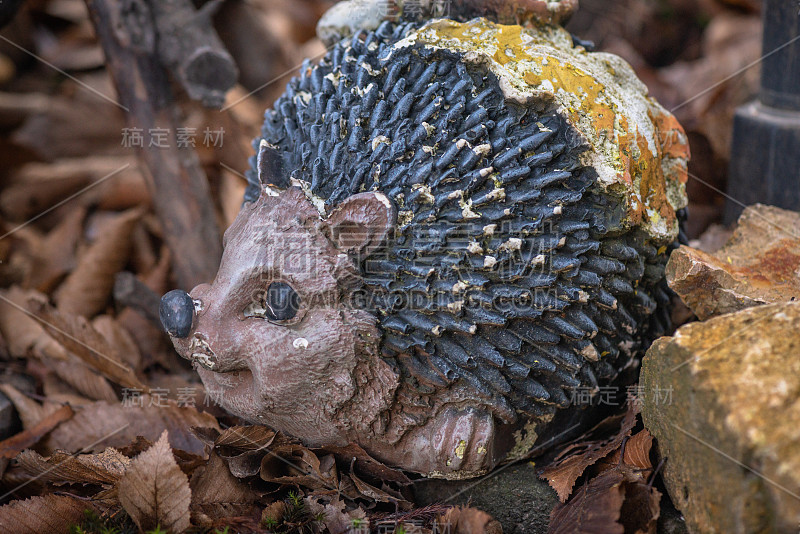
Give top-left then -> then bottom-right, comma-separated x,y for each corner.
725,0 -> 800,223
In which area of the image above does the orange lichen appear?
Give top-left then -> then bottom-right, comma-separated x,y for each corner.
405,19 -> 690,243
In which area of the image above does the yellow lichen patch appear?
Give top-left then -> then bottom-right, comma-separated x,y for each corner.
397,18 -> 690,244
454,439 -> 467,460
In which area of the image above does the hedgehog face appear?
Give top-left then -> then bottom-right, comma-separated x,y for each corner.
167,187 -> 398,445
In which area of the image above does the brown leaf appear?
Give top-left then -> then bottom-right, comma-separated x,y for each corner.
349,467 -> 400,504
322,442 -> 412,486
215,425 -> 276,452
28,206 -> 85,293
92,315 -> 142,370
540,405 -> 639,502
304,495 -> 368,534
190,452 -> 259,525
549,470 -> 626,534
224,449 -> 268,479
0,287 -> 67,362
261,501 -> 289,524
26,296 -> 144,391
15,448 -> 130,485
40,372 -> 98,406
0,494 -> 93,534
45,356 -> 118,402
435,506 -> 503,534
600,429 -> 654,474
43,398 -> 219,456
619,476 -> 661,534
0,384 -> 64,429
118,430 -> 192,534
54,207 -> 142,317
259,444 -> 337,491
0,404 -> 74,459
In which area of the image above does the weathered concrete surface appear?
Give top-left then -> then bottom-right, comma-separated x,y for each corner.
413,461 -> 558,534
641,301 -> 800,534
667,204 -> 800,320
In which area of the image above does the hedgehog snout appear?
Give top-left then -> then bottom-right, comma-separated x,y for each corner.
160,289 -> 195,339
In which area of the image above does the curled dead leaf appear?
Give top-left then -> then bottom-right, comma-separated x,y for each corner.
540,405 -> 639,502
45,356 -> 118,402
599,429 -> 654,475
259,444 -> 337,492
549,465 -> 661,534
549,470 -> 626,534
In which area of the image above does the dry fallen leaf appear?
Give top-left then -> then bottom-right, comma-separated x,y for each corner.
259,444 -> 337,492
15,447 -> 130,485
549,465 -> 661,534
323,442 -> 411,486
435,506 -> 503,534
27,205 -> 85,293
45,356 -> 118,402
619,474 -> 661,534
549,470 -> 626,534
43,397 -> 219,455
92,314 -> 143,370
215,425 -> 276,451
540,406 -> 639,501
0,494 -> 93,534
0,403 -> 73,459
189,452 -> 259,525
26,296 -> 145,390
118,430 -> 192,534
547,410 -> 661,534
305,495 -> 368,534
0,383 -> 64,429
54,207 -> 142,317
599,429 -> 654,474
0,287 -> 68,362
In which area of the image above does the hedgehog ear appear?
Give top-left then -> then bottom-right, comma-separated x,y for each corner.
257,139 -> 289,188
326,192 -> 395,258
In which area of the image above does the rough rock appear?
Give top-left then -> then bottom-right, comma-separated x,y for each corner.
413,461 -> 558,534
687,223 -> 733,254
667,204 -> 800,320
641,301 -> 800,534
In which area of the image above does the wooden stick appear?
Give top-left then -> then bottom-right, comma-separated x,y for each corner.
149,0 -> 238,108
113,271 -> 162,327
84,0 -> 223,290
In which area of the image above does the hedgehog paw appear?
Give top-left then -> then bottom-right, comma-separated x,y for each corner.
429,406 -> 496,476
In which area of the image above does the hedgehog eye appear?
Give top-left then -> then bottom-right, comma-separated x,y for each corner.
263,282 -> 300,322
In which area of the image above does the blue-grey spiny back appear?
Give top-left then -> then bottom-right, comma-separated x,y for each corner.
244,21 -> 675,424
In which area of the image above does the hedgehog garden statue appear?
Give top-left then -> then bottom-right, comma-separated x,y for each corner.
160,0 -> 689,479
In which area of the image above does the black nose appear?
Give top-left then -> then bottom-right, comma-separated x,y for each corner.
160,289 -> 195,338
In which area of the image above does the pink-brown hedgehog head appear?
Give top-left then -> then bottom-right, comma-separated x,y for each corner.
163,186 -> 400,446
